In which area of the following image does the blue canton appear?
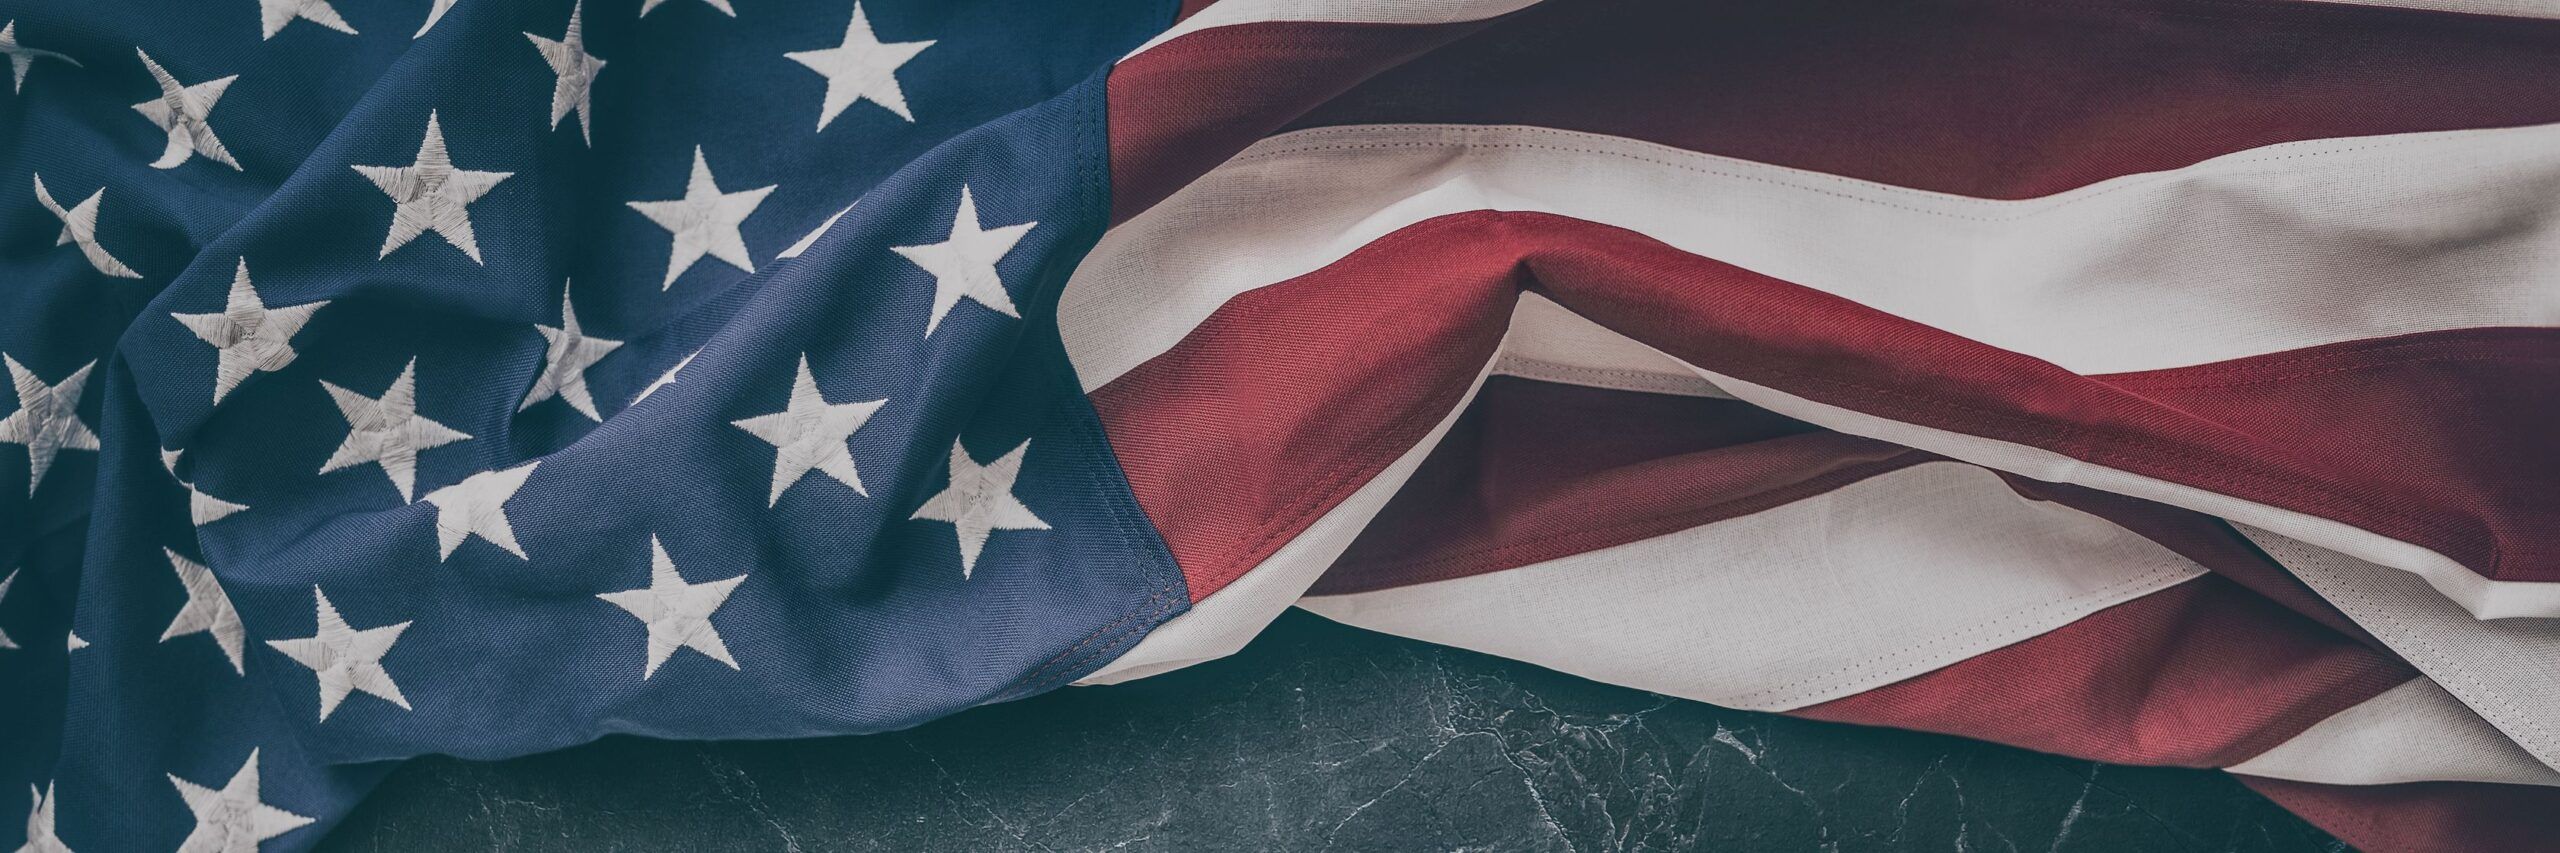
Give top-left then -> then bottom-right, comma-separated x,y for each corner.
0,0 -> 1184,848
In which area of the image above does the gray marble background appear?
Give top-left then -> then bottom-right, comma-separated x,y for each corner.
319,611 -> 2347,852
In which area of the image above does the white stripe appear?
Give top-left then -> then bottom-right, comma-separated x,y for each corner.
1680,366 -> 2560,619
1077,337 -> 1498,685
1061,122 -> 2560,391
1489,294 -> 1730,398
2294,0 -> 2560,19
2231,677 -> 2560,787
1298,461 -> 2205,712
1124,0 -> 1544,58
2234,526 -> 2560,775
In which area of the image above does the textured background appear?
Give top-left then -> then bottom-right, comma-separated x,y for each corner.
320,610 -> 2346,851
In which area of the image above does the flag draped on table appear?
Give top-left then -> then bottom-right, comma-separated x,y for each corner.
3,0 -> 2557,849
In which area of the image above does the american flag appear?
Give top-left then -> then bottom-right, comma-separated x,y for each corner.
2,0 -> 2556,849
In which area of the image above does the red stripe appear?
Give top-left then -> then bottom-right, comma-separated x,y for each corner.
1106,18 -> 1498,223
1109,0 -> 2560,222
2102,330 -> 2560,582
1086,222 -> 1520,602
1089,210 -> 2557,603
1309,377 -> 1926,596
1792,575 -> 2413,768
2241,776 -> 2560,853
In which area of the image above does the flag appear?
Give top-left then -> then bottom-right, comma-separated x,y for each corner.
3,0 -> 2556,850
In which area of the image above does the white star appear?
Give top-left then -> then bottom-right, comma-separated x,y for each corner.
64,631 -> 85,651
131,50 -> 239,171
416,0 -> 457,37
31,174 -> 141,279
159,548 -> 247,674
785,2 -> 933,128
172,258 -> 327,404
256,0 -> 356,40
891,185 -> 1035,337
639,0 -> 734,17
629,349 -> 696,406
0,355 -> 98,497
910,439 -> 1048,579
163,448 -> 250,527
420,461 -> 536,561
188,486 -> 250,527
597,535 -> 744,679
1,21 -> 79,95
730,354 -> 884,506
626,147 -> 774,289
20,782 -> 69,853
320,357 -> 473,502
778,202 -> 853,259
525,1 -> 605,144
519,286 -> 622,420
267,586 -> 412,721
0,569 -> 19,651
168,750 -> 315,853
158,545 -> 247,671
353,111 -> 513,264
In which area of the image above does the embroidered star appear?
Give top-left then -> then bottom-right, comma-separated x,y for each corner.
639,0 -> 734,17
630,349 -> 696,406
627,146 -> 774,289
132,50 -> 239,172
0,569 -> 19,651
421,461 -> 536,561
257,0 -> 356,39
785,2 -> 933,128
1,21 -> 78,95
525,1 -> 605,144
911,439 -> 1048,579
267,586 -> 412,721
166,448 -> 250,526
353,111 -> 513,264
520,286 -> 622,420
64,631 -> 86,652
416,0 -> 457,37
159,548 -> 247,674
320,357 -> 472,502
891,185 -> 1035,337
730,354 -> 885,506
0,355 -> 98,497
779,202 -> 854,259
31,173 -> 142,279
21,782 -> 68,853
185,482 -> 251,526
169,749 -> 315,852
598,535 -> 745,679
172,258 -> 327,404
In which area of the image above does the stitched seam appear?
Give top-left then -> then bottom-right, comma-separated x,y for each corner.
1009,76 -> 1188,695
1490,355 -> 1725,396
1219,123 -> 2545,221
2253,535 -> 2560,760
2114,352 -> 2560,391
2111,333 -> 2553,379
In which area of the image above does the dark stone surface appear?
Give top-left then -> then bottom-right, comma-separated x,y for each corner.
320,611 -> 2347,852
